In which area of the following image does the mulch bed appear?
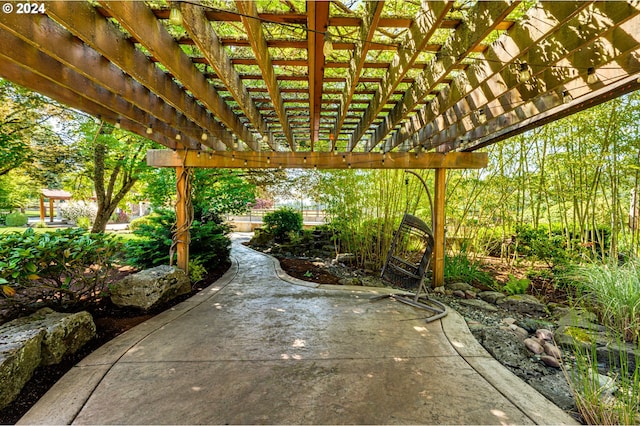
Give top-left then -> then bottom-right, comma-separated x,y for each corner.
275,256 -> 341,285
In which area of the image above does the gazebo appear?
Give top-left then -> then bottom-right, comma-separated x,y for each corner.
39,189 -> 72,223
2,1 -> 639,284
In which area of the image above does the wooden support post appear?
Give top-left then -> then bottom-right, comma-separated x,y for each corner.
175,152 -> 191,274
39,195 -> 45,222
432,168 -> 446,288
49,198 -> 54,223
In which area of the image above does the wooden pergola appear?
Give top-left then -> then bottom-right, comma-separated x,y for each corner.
1,1 -> 639,285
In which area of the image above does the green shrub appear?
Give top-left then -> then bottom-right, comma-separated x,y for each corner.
188,259 -> 207,283
262,207 -> 303,242
444,251 -> 495,288
503,274 -> 530,295
34,221 -> 47,229
124,209 -> 231,270
5,212 -> 28,227
76,216 -> 91,229
514,224 -> 569,268
129,215 -> 156,232
0,228 -> 122,309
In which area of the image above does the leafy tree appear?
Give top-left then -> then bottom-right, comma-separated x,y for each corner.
70,119 -> 155,233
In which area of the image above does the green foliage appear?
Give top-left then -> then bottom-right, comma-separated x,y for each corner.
188,258 -> 207,283
34,221 -> 47,229
129,215 -> 156,232
262,207 -> 303,242
514,224 -> 569,268
5,212 -> 28,227
562,262 -> 640,343
0,228 -> 122,308
76,217 -> 91,229
502,274 -> 530,295
444,251 -> 495,288
124,209 -> 231,270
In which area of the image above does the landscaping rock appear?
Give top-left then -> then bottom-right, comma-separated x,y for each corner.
524,338 -> 544,354
497,294 -> 549,316
335,253 -> 356,264
540,355 -> 561,368
360,276 -> 385,288
0,326 -> 43,410
475,328 -> 547,377
11,308 -> 96,365
526,373 -> 576,411
536,329 -> 554,341
477,291 -> 505,304
458,298 -> 499,312
452,290 -> 466,299
111,265 -> 191,311
447,282 -> 475,292
508,324 -> 529,340
464,290 -> 477,299
516,318 -> 554,334
0,307 -> 95,409
544,342 -> 562,360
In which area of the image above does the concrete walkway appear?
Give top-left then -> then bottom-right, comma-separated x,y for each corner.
19,234 -> 576,425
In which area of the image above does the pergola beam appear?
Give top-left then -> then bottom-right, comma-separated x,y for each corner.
236,0 -> 294,150
0,30 -> 201,149
307,0 -> 330,150
147,150 -> 488,170
98,1 -> 258,150
44,1 -> 234,149
180,3 -> 273,148
333,0 -> 384,150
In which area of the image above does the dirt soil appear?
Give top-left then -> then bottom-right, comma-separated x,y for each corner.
0,262 -> 229,425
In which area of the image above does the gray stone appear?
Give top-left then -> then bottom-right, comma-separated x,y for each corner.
516,318 -> 554,334
557,310 -> 605,331
0,325 -> 44,410
509,324 -> 529,340
452,290 -> 466,299
543,342 -> 562,360
464,290 -> 477,299
502,317 -> 517,326
497,294 -> 549,316
541,355 -> 561,368
459,298 -> 499,312
335,253 -> 356,264
111,265 -> 191,311
477,291 -> 505,304
527,373 -> 576,411
13,308 -> 95,365
447,282 -> 475,292
536,329 -> 554,341
338,277 -> 362,286
475,328 -> 547,376
524,338 -> 544,354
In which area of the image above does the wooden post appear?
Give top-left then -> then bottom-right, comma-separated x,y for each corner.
432,168 -> 446,288
174,151 -> 190,274
49,198 -> 54,223
39,195 -> 45,222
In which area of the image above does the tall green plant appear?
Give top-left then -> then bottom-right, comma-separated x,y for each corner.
564,262 -> 640,343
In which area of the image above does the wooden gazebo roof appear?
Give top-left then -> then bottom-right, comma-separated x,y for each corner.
1,1 -> 639,168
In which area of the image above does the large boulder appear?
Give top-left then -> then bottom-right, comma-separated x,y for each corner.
0,326 -> 43,410
497,294 -> 549,316
111,265 -> 191,311
0,308 -> 96,409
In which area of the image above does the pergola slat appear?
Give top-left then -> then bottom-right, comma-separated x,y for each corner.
423,2 -> 640,150
345,0 -> 453,151
236,0 -> 294,150
364,0 -> 521,153
98,1 -> 258,150
180,3 -> 273,149
44,1 -> 234,149
307,0 -> 330,150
